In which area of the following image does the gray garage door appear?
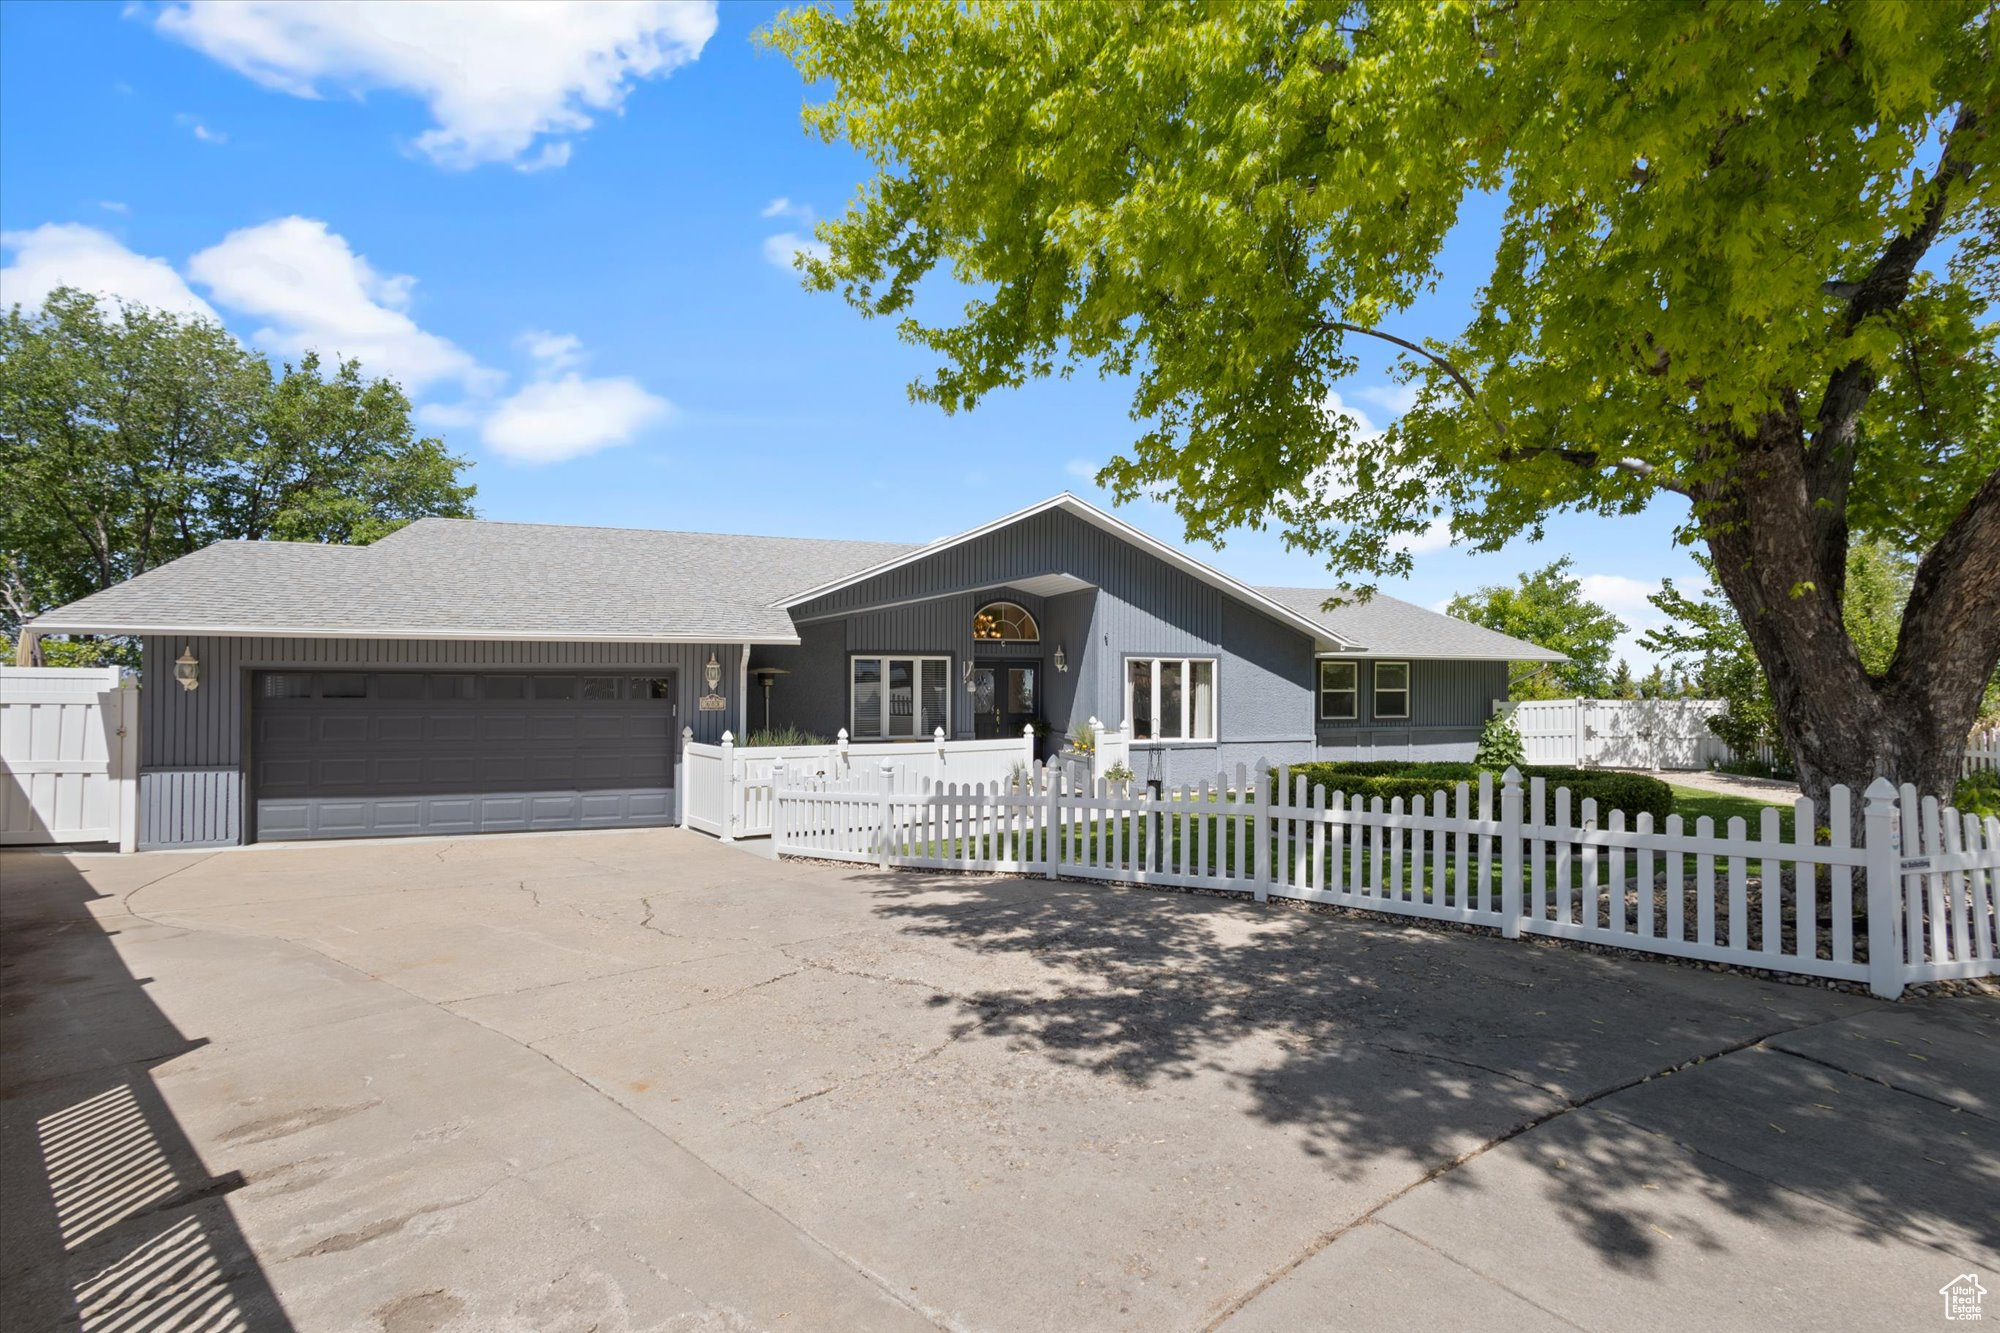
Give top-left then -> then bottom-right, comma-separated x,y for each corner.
253,670 -> 678,841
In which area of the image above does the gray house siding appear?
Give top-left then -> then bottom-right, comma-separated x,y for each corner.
1312,658 -> 1509,762
773,510 -> 1323,785
137,636 -> 744,848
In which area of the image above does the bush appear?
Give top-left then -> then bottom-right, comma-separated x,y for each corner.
741,724 -> 830,747
1271,759 -> 1675,822
1474,712 -> 1525,770
1955,770 -> 2000,818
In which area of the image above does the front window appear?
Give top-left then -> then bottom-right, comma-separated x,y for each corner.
972,601 -> 1039,642
851,656 -> 950,739
1374,661 -> 1411,719
1126,657 -> 1215,741
1319,661 -> 1358,720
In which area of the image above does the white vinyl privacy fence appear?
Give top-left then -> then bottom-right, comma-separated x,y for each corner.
0,666 -> 138,850
774,761 -> 1998,1001
1503,698 -> 1731,770
1969,728 -> 2000,776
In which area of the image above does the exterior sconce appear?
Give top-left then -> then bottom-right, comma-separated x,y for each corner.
1053,644 -> 1068,673
173,645 -> 201,692
964,661 -> 978,694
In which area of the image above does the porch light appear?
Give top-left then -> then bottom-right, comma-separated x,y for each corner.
173,645 -> 201,692
1053,644 -> 1068,673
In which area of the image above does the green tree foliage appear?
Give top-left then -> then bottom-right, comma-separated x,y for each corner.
0,288 -> 476,656
768,0 -> 1998,804
1445,559 -> 1624,700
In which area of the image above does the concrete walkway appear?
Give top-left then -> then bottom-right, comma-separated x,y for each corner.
2,829 -> 1992,1332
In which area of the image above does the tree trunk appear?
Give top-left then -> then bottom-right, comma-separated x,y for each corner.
1698,414 -> 2000,824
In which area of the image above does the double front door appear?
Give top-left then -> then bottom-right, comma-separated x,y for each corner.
970,660 -> 1038,740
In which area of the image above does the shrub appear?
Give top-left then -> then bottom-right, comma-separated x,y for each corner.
1271,760 -> 1675,822
741,724 -> 830,747
1474,712 -> 1525,770
1955,770 -> 2000,818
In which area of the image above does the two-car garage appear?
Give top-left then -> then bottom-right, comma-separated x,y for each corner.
251,669 -> 680,841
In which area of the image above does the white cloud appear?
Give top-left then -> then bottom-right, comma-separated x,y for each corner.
153,0 -> 718,169
186,216 -> 493,393
1065,459 -> 1100,482
0,223 -> 217,319
1354,382 -> 1420,418
761,196 -> 802,219
177,116 -> 228,143
1392,519 -> 1456,556
762,231 -> 828,271
518,329 -> 586,371
99,200 -> 131,215
481,373 -> 672,463
1578,573 -> 1663,617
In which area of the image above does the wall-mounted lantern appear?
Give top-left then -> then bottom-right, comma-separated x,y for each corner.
173,645 -> 201,692
1053,644 -> 1068,673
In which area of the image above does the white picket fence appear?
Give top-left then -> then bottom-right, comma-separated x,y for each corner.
1969,728 -> 2000,776
773,761 -> 1999,1000
682,725 -> 1038,840
0,666 -> 139,850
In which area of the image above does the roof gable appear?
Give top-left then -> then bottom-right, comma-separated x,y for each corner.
781,494 -> 1359,650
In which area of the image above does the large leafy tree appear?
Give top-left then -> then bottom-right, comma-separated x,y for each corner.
0,288 -> 475,653
768,0 -> 1998,808
1445,559 -> 1625,700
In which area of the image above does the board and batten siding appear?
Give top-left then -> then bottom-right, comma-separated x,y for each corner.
1312,658 -> 1510,762
138,636 -> 743,848
774,508 -> 1324,785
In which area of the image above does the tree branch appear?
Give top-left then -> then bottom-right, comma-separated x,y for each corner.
1888,462 -> 2000,710
1318,320 -> 1488,416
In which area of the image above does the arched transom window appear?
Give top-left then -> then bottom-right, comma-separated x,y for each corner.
972,601 -> 1040,643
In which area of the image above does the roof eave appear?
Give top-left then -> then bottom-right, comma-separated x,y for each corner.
22,620 -> 802,646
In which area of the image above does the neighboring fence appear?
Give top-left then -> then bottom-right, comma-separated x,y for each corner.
1503,697 -> 1730,770
0,666 -> 139,851
1969,728 -> 2000,777
772,761 -> 1999,1001
683,726 -> 1038,840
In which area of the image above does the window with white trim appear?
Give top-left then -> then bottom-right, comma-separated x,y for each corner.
1126,657 -> 1215,741
1318,660 -> 1358,720
972,601 -> 1039,642
1373,661 -> 1411,719
851,656 -> 950,739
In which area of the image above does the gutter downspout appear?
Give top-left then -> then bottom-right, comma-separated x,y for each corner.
738,642 -> 752,739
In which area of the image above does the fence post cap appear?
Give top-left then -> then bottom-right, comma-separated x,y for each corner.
1501,765 -> 1522,786
1022,722 -> 1035,737
680,726 -> 693,740
1862,776 -> 1899,803
836,727 -> 849,741
934,724 -> 946,741
721,730 -> 734,744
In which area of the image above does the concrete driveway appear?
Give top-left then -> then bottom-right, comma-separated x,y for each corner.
3,829 -> 1994,1332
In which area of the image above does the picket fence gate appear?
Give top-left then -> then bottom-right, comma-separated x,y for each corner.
0,666 -> 139,850
773,761 -> 2000,1000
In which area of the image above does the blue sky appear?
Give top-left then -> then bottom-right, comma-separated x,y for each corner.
0,1 -> 1703,666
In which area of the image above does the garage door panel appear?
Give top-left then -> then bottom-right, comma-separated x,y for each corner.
428,715 -> 477,743
481,715 -> 529,742
375,757 -> 424,785
261,715 -> 312,746
375,715 -> 425,743
254,670 -> 676,841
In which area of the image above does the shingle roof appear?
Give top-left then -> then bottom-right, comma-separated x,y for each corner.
28,507 -> 1560,661
27,518 -> 917,642
1254,586 -> 1567,661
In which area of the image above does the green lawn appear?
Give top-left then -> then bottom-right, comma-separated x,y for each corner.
1666,783 -> 1794,830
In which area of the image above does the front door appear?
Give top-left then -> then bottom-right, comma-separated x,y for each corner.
971,660 -> 1038,739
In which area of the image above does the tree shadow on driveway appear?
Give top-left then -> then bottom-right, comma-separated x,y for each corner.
856,870 -> 2000,1276
1,852 -> 294,1331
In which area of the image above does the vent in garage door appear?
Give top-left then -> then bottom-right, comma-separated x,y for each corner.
252,670 -> 678,842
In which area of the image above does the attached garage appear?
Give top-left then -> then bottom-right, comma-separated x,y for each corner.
252,669 -> 679,841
